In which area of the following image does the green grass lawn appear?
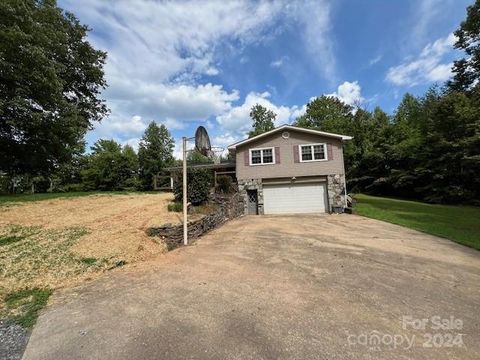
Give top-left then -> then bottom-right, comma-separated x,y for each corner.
0,192 -> 98,205
354,194 -> 480,250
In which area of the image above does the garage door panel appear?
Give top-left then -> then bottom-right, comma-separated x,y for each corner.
263,182 -> 327,214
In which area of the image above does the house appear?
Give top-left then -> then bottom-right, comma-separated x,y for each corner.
227,124 -> 352,215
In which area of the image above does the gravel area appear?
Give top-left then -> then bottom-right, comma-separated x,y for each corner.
0,320 -> 29,360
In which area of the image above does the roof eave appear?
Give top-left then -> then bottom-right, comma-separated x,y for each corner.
228,125 -> 352,149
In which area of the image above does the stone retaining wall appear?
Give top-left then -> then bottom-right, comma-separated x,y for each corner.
146,192 -> 244,250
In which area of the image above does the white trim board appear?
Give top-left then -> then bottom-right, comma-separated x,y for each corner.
228,124 -> 352,150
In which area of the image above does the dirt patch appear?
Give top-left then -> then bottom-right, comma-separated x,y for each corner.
0,193 -> 180,262
0,193 -> 179,319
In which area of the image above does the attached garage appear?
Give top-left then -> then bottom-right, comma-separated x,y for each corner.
263,181 -> 328,214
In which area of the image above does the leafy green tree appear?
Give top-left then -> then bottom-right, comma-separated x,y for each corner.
187,150 -> 212,164
421,91 -> 480,202
389,93 -> 425,168
138,122 -> 174,189
295,96 -> 353,133
248,104 -> 276,138
449,0 -> 480,91
119,145 -> 140,190
50,153 -> 88,192
81,140 -> 138,190
173,168 -> 211,205
0,0 -> 108,178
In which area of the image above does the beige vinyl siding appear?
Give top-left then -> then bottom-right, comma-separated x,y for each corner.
236,130 -> 345,180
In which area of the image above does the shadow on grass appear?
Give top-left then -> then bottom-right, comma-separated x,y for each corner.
4,288 -> 53,328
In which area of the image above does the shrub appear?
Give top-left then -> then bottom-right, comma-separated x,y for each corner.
173,168 -> 211,205
167,202 -> 183,212
31,176 -> 51,193
216,175 -> 233,193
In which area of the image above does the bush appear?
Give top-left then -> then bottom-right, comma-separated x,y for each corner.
31,176 -> 51,193
121,177 -> 142,191
53,183 -> 86,193
167,202 -> 183,212
173,168 -> 211,205
0,175 -> 11,194
216,175 -> 233,193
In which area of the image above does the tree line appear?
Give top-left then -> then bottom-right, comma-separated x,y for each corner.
293,88 -> 479,204
1,0 -> 480,205
248,1 -> 480,205
0,122 -> 175,193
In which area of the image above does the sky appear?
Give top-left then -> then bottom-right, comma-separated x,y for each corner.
59,0 -> 472,157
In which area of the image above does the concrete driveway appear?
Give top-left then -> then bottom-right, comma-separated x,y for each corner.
23,215 -> 480,360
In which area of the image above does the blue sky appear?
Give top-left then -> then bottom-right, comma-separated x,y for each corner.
59,0 -> 471,157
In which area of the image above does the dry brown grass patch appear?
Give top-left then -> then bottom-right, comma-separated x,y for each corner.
0,192 -> 179,319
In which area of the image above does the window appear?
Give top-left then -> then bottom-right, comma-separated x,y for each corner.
250,147 -> 275,165
300,144 -> 327,162
251,149 -> 262,164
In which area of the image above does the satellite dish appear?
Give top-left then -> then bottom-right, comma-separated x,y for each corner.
194,126 -> 211,156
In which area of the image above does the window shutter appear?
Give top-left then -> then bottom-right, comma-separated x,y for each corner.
327,143 -> 333,160
293,145 -> 299,163
275,146 -> 280,164
244,150 -> 250,166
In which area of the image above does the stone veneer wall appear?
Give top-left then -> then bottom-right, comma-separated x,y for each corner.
237,179 -> 264,215
327,174 -> 346,211
146,193 -> 244,250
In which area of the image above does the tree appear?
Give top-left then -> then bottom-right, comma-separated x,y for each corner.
295,96 -> 353,134
81,139 -> 138,191
0,0 -> 108,178
138,122 -> 174,189
421,91 -> 480,202
119,145 -> 140,190
187,150 -> 212,164
173,168 -> 211,205
449,0 -> 480,91
50,153 -> 88,192
248,104 -> 276,138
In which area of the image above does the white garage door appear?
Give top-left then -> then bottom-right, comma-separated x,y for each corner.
263,182 -> 327,214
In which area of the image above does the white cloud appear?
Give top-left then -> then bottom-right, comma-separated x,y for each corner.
58,0 -> 339,147
290,0 -> 336,83
215,79 -> 365,137
92,82 -> 238,138
426,63 -> 454,82
411,0 -> 441,47
212,134 -> 239,156
327,81 -> 364,106
66,0 -> 287,83
160,118 -> 186,130
122,138 -> 141,152
369,55 -> 382,66
60,0 -> 290,141
386,33 -> 456,86
114,82 -> 240,122
410,0 -> 456,49
216,91 -> 301,135
94,114 -> 148,138
270,56 -> 288,68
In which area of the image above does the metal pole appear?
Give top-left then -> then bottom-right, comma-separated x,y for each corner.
182,136 -> 188,246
